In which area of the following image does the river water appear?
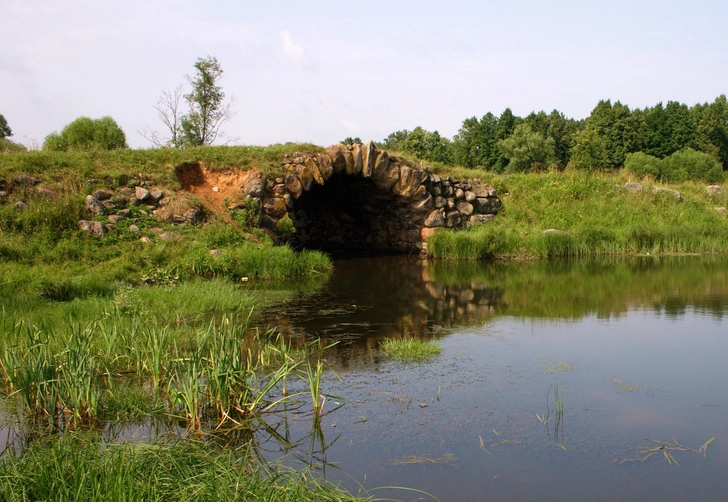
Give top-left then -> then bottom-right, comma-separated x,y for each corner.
258,255 -> 728,502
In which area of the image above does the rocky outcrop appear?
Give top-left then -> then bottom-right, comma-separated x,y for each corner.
249,142 -> 501,254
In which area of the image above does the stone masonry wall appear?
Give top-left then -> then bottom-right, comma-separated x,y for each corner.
241,142 -> 501,254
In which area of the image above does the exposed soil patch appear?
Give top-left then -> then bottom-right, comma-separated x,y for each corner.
176,162 -> 260,224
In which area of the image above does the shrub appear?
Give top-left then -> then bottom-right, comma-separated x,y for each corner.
626,149 -> 724,184
43,116 -> 128,151
662,148 -> 724,184
624,152 -> 661,179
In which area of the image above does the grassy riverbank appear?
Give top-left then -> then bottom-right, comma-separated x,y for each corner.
0,146 -> 350,500
0,433 -> 361,502
427,169 -> 728,259
0,290 -> 361,500
0,145 -> 332,303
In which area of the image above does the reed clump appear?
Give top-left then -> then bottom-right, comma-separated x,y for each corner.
0,311 -> 332,431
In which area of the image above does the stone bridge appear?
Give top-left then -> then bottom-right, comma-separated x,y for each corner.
245,142 -> 501,254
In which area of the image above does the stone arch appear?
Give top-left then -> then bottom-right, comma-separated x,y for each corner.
249,142 -> 501,255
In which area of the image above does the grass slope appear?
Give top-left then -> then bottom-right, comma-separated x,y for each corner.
426,169 -> 728,259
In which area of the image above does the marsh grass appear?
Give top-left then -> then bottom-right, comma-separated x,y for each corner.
0,432 -> 364,502
379,337 -> 442,363
391,453 -> 457,465
0,310 -> 338,432
611,376 -> 651,393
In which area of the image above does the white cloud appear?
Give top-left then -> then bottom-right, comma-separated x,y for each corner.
280,30 -> 306,64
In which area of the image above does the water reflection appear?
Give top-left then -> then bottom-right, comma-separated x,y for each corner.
260,255 -> 728,367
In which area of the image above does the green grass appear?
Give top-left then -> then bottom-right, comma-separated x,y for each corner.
0,144 -> 332,299
379,337 -> 442,362
427,170 -> 728,259
0,143 -> 324,183
0,432 -> 364,502
0,310 -> 317,429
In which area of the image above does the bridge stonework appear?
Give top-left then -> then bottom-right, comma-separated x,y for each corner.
249,142 -> 501,254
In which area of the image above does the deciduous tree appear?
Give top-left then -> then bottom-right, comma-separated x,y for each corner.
0,114 -> 12,139
497,123 -> 555,172
144,56 -> 233,148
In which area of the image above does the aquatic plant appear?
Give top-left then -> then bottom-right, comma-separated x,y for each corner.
620,438 -> 716,465
379,337 -> 442,363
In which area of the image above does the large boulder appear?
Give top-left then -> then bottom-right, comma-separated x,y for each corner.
707,185 -> 725,196
285,173 -> 303,199
652,186 -> 681,201
78,220 -> 107,236
624,182 -> 644,193
242,172 -> 266,198
361,141 -> 377,178
85,195 -> 107,215
393,166 -> 428,198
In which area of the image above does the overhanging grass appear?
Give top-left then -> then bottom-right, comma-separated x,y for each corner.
427,170 -> 728,259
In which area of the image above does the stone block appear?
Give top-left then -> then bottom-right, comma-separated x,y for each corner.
456,200 -> 474,216
425,209 -> 445,227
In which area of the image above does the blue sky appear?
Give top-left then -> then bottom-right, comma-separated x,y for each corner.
2,0 -> 727,148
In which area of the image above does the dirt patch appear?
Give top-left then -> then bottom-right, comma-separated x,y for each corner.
176,162 -> 261,223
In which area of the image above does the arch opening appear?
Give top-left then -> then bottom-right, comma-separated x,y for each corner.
288,173 -> 422,255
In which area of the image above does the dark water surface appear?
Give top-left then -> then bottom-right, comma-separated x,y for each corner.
258,256 -> 728,502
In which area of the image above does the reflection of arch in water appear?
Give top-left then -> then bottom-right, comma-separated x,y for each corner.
258,256 -> 504,369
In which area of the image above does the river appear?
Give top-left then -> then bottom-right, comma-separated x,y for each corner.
257,255 -> 728,501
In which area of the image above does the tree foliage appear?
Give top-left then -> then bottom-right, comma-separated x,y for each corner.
378,130 -> 410,151
0,114 -> 12,139
145,56 -> 233,148
180,56 -> 231,147
43,116 -> 128,151
497,123 -> 555,172
379,94 -> 728,177
400,126 -> 454,164
626,149 -> 724,183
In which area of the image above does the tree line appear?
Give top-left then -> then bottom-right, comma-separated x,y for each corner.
376,95 -> 728,182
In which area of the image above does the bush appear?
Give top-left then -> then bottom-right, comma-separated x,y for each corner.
624,152 -> 661,179
626,149 -> 724,183
43,116 -> 128,151
662,148 -> 724,184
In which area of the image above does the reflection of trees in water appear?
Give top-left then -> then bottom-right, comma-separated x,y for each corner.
260,255 -> 728,367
